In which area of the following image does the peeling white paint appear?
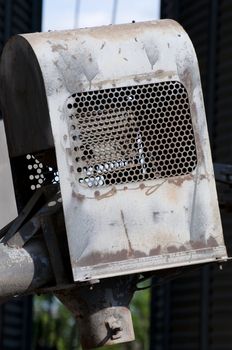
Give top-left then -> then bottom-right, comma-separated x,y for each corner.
19,20 -> 227,281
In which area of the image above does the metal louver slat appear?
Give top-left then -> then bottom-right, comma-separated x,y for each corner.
1,297 -> 32,350
11,16 -> 31,33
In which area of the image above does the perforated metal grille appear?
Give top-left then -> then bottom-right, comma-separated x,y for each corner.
66,81 -> 197,188
26,154 -> 59,191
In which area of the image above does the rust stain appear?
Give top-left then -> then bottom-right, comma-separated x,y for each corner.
179,245 -> 187,251
166,245 -> 187,253
120,210 -> 133,256
168,174 -> 193,186
94,187 -> 117,200
77,250 -> 129,266
89,70 -> 176,91
149,245 -> 161,255
207,236 -> 218,247
76,243 -> 171,267
74,235 -> 220,268
51,43 -> 68,52
190,240 -> 205,249
74,166 -> 208,202
190,236 -> 219,250
167,245 -> 179,253
133,250 -> 147,258
154,69 -> 175,79
72,191 -> 85,201
166,187 -> 178,202
86,180 -> 167,200
94,190 -> 100,198
145,179 -> 167,196
27,19 -> 183,47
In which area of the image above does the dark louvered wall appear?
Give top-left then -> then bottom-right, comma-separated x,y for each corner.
0,1 -> 42,349
150,1 -> 232,350
214,1 -> 232,164
0,2 -> 4,49
0,299 -> 33,350
0,0 -> 42,47
0,0 -> 42,121
169,271 -> 202,350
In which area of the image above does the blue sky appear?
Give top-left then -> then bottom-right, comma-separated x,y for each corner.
42,0 -> 160,31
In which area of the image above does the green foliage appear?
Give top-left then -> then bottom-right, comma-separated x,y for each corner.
33,294 -> 80,350
132,287 -> 151,350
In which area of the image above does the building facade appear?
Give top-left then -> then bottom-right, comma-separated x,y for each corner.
150,1 -> 232,349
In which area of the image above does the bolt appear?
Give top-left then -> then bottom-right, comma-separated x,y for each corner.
105,316 -> 123,340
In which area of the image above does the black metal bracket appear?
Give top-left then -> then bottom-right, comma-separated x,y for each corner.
0,184 -> 73,286
214,163 -> 232,211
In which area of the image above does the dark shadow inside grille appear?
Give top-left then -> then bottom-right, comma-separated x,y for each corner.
66,81 -> 197,188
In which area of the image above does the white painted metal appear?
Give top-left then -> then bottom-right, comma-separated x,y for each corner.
18,20 -> 227,281
0,120 -> 17,229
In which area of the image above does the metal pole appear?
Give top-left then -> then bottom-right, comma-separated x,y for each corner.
56,275 -> 136,349
0,239 -> 53,298
74,0 -> 81,28
111,0 -> 118,24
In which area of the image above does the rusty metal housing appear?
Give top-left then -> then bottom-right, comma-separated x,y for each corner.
0,20 -> 227,284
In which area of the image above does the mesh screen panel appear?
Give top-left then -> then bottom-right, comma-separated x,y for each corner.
66,81 -> 197,188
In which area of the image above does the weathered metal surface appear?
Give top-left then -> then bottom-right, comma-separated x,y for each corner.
1,184 -> 72,287
56,276 -> 136,348
0,37 -> 53,157
0,238 -> 53,298
0,20 -> 227,282
0,120 -> 17,229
